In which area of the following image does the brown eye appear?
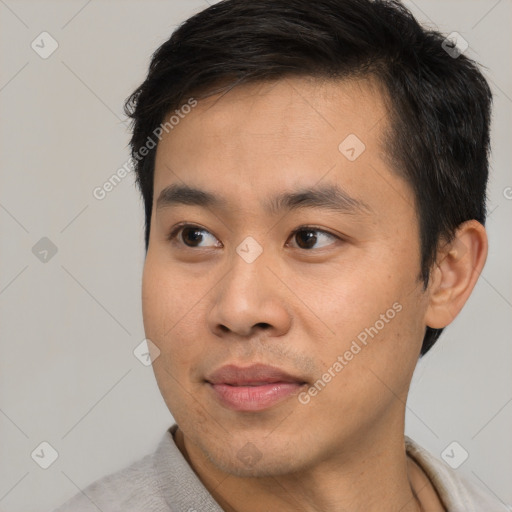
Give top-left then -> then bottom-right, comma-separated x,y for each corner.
289,228 -> 338,250
168,224 -> 220,248
181,226 -> 206,247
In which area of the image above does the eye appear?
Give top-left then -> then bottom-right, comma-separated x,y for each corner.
167,223 -> 221,248
167,223 -> 340,251
287,227 -> 340,250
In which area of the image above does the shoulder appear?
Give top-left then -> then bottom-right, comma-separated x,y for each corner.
405,436 -> 512,512
52,439 -> 169,512
52,424 -> 224,512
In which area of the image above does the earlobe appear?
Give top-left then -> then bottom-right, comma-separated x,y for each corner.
423,220 -> 488,329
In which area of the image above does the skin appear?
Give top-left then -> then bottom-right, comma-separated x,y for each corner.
141,76 -> 488,512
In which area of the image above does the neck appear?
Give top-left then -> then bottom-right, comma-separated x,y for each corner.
174,424 -> 432,512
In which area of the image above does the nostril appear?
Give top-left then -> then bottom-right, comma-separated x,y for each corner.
255,322 -> 271,330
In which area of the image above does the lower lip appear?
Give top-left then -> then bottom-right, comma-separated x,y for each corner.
208,382 -> 304,411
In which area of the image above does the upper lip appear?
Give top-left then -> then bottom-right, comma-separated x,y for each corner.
205,363 -> 306,386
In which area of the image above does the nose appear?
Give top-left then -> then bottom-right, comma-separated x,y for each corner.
207,245 -> 292,339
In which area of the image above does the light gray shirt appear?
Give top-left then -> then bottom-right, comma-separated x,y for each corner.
53,424 -> 511,512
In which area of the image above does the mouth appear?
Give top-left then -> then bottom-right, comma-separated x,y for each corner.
205,363 -> 308,412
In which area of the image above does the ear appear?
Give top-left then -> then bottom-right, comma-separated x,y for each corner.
423,220 -> 488,329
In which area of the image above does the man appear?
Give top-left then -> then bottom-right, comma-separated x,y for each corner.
54,0 -> 510,510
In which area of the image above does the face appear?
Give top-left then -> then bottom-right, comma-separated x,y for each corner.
142,77 -> 430,477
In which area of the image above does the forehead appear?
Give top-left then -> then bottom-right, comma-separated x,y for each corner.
162,76 -> 390,149
152,76 -> 411,221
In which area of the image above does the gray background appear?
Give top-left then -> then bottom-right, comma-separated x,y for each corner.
0,1 -> 510,511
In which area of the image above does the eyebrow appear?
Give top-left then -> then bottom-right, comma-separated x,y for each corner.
156,183 -> 373,216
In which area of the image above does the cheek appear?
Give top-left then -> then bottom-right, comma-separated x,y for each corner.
141,257 -> 209,374
143,264 -> 200,417
307,263 -> 399,340
306,252 -> 425,383
358,292 -> 425,386
303,301 -> 424,434
142,252 -> 194,336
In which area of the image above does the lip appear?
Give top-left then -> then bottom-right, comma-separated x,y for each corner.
206,363 -> 305,385
205,363 -> 307,412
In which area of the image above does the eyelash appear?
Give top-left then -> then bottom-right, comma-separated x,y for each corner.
166,222 -> 342,250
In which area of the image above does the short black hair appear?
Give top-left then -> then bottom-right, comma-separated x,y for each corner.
124,0 -> 493,356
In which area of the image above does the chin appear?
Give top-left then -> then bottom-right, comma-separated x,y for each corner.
196,428 -> 312,478
206,445 -> 304,478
